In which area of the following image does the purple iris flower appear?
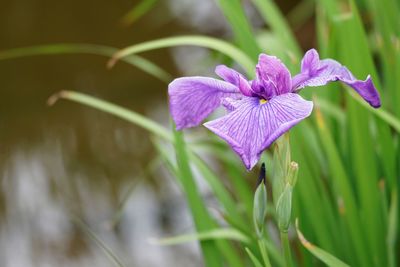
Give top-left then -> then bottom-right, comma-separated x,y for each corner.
168,49 -> 381,170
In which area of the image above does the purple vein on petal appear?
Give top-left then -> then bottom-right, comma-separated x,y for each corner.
204,94 -> 313,170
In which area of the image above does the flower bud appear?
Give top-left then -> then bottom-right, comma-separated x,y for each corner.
253,164 -> 268,237
276,184 -> 293,232
287,161 -> 299,186
271,135 -> 291,205
253,183 -> 268,237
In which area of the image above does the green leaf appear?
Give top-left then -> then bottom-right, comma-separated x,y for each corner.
71,215 -> 127,267
190,154 -> 250,234
334,2 -> 388,265
258,240 -> 272,267
149,228 -> 250,246
49,90 -> 172,142
314,107 -> 368,266
346,90 -> 400,133
0,43 -> 171,83
387,190 -> 398,267
155,137 -> 244,267
216,0 -> 261,60
108,35 -> 255,76
120,0 -> 159,26
173,129 -> 221,267
315,98 -> 346,125
290,123 -> 339,256
245,247 -> 264,267
296,219 -> 350,267
251,0 -> 302,64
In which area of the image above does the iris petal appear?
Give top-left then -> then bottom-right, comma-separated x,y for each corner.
215,65 -> 243,86
215,65 -> 253,96
292,49 -> 381,108
238,75 -> 254,96
255,54 -> 292,98
168,77 -> 240,129
204,94 -> 313,170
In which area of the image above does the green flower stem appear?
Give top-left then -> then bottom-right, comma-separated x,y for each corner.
258,239 -> 272,267
280,231 -> 293,267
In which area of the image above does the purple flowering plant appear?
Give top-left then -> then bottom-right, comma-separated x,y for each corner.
168,49 -> 381,170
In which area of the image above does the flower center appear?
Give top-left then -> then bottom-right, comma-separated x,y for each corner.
259,99 -> 268,104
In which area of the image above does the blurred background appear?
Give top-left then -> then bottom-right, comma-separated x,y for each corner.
0,0 -> 314,266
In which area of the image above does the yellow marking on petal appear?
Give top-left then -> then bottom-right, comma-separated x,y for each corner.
259,99 -> 267,104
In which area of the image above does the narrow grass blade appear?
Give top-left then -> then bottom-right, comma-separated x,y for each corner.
296,219 -> 350,267
264,240 -> 285,267
287,0 -> 315,30
71,215 -> 127,267
226,163 -> 253,219
107,35 -> 255,76
364,0 -> 399,114
0,44 -> 171,82
155,137 -> 243,267
48,90 -> 172,142
314,107 -> 368,266
335,3 -> 388,265
120,0 -> 159,26
392,43 -> 400,118
251,0 -> 302,60
317,1 -> 393,266
258,240 -> 272,267
347,90 -> 400,133
193,141 -> 254,219
108,158 -> 162,228
315,98 -> 345,124
245,247 -> 264,267
108,172 -> 145,228
149,228 -> 250,245
216,0 -> 261,60
190,154 -> 250,233
387,190 -> 398,267
291,125 -> 339,254
173,129 -> 222,267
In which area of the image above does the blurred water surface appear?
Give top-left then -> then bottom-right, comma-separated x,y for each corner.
0,0 -> 304,266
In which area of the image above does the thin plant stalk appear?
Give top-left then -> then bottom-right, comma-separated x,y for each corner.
258,239 -> 272,267
280,231 -> 293,267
